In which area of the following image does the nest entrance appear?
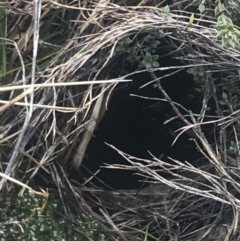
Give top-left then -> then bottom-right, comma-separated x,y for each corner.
80,55 -> 204,190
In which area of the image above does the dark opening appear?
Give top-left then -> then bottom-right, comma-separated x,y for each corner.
80,54 -> 204,190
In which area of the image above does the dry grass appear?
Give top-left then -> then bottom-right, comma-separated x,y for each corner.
0,0 -> 240,240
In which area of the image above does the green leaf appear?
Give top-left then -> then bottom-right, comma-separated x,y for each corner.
227,39 -> 235,47
198,70 -> 204,76
198,3 -> 205,13
193,76 -> 199,81
233,29 -> 240,37
146,62 -> 152,69
217,15 -> 225,23
142,59 -> 147,65
158,31 -> 165,39
144,46 -> 151,52
191,0 -> 202,7
217,29 -> 224,39
222,37 -> 228,47
152,40 -> 160,48
124,37 -> 132,45
218,101 -> 226,105
195,88 -> 202,92
187,68 -> 194,74
163,5 -> 170,14
118,40 -> 124,45
146,52 -> 151,58
222,92 -> 228,100
231,140 -> 235,145
192,68 -> 198,75
116,45 -> 123,52
134,56 -> 140,61
152,61 -> 159,67
225,16 -> 233,25
217,22 -> 227,30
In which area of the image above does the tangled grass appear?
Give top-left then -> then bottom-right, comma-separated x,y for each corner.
1,0 -> 240,240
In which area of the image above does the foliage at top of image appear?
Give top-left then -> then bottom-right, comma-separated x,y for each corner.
116,30 -> 165,70
0,190 -> 108,241
191,0 -> 240,47
116,0 -> 240,74
216,7 -> 240,47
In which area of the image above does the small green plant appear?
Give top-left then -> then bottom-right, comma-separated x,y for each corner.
216,14 -> 240,47
186,66 -> 210,95
144,34 -> 161,53
163,5 -> 170,14
0,190 -> 109,241
116,37 -> 141,64
218,75 -> 240,110
229,140 -> 240,154
142,52 -> 159,69
190,0 -> 206,13
116,30 -> 165,70
187,67 -> 205,81
190,0 -> 240,47
215,3 -> 240,47
116,37 -> 133,53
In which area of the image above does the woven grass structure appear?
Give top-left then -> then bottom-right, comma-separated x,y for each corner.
1,0 -> 240,240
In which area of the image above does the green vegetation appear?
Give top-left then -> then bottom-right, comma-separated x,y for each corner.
116,31 -> 165,70
229,140 -> 240,154
0,190 -> 108,241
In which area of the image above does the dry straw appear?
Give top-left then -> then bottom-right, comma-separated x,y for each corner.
1,0 -> 240,240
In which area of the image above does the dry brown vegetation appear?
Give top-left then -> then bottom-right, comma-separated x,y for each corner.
1,0 -> 240,240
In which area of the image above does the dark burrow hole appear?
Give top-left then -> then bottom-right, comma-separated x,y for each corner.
79,55 -> 207,190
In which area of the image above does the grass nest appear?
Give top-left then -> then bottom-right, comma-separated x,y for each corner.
1,0 -> 240,240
